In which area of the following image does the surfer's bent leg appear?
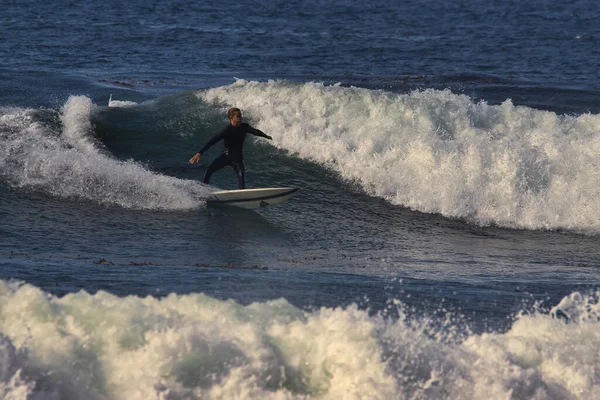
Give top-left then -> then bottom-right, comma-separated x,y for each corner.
230,160 -> 246,189
203,153 -> 229,184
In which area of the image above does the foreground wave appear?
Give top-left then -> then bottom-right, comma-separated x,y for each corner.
0,280 -> 598,399
200,80 -> 600,233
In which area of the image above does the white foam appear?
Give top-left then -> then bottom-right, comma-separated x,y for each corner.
0,334 -> 33,400
108,94 -> 138,108
199,80 -> 600,233
60,96 -> 99,153
0,281 -> 599,399
0,97 -> 210,210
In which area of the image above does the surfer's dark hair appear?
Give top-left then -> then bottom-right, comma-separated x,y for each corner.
228,108 -> 241,119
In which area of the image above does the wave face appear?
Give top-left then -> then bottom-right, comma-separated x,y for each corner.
199,80 -> 600,233
0,96 -> 210,210
0,280 -> 598,399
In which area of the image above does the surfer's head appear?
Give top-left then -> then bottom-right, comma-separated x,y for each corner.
228,108 -> 242,126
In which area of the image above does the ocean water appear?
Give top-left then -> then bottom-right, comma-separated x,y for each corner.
2,0 -> 600,398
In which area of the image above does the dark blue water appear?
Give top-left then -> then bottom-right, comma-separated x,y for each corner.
1,1 -> 600,398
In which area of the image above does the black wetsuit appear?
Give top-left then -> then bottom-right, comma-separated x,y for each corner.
198,122 -> 270,189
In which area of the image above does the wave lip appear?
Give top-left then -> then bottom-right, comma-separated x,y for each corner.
199,80 -> 600,233
0,96 -> 210,210
108,94 -> 138,108
0,281 -> 599,399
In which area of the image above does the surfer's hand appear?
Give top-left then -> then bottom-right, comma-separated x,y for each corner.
189,153 -> 201,164
265,135 -> 272,140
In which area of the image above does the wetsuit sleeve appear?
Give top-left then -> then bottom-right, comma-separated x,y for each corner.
246,124 -> 270,139
198,130 -> 224,154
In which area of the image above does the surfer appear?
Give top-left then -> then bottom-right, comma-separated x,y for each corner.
189,108 -> 272,189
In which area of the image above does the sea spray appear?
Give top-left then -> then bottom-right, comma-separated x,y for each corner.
199,80 -> 600,233
60,95 -> 99,154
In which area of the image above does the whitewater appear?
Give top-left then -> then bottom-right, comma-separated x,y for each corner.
0,281 -> 598,399
200,80 -> 600,233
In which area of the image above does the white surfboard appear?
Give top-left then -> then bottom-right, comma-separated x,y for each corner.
206,187 -> 297,209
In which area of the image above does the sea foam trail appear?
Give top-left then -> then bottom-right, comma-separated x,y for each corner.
0,280 -> 598,399
199,80 -> 600,233
0,96 -> 209,210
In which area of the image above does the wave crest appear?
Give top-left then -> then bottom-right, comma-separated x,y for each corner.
199,80 -> 600,233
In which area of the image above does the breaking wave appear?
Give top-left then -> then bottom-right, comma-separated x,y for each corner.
199,80 -> 600,233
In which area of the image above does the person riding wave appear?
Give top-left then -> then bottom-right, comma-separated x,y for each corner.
189,108 -> 272,189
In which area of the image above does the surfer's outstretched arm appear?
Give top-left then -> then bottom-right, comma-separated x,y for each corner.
247,125 -> 272,140
189,130 -> 225,164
